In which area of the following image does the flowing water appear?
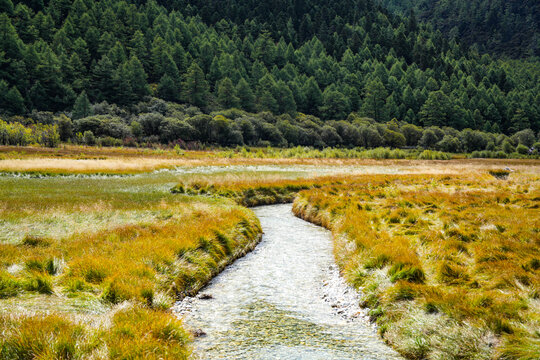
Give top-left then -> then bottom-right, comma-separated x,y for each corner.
174,204 -> 402,360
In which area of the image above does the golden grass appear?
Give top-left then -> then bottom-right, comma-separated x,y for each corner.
0,169 -> 261,359
1,150 -> 539,359
292,172 -> 540,359
1,144 -> 538,175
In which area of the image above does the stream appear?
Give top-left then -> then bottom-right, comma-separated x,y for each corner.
174,204 -> 402,359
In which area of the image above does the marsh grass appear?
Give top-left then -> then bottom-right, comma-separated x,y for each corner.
1,150 -> 538,359
172,177 -> 335,206
0,168 -> 262,359
291,172 -> 539,359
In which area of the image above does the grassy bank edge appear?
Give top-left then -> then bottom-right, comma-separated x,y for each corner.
0,209 -> 263,359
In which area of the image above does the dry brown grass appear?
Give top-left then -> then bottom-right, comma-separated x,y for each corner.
0,165 -> 261,359
292,171 -> 540,359
1,144 -> 538,175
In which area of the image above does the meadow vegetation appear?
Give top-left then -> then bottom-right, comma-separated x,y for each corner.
0,150 -> 538,359
174,161 -> 539,359
292,173 -> 539,359
0,170 -> 261,359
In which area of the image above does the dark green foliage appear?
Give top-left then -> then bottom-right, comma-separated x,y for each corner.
182,63 -> 210,108
0,0 -> 537,144
216,78 -> 239,109
382,0 -> 539,58
72,91 -> 92,120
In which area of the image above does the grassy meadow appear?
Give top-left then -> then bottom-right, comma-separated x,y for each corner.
292,173 -> 539,359
0,145 -> 539,359
0,161 -> 262,359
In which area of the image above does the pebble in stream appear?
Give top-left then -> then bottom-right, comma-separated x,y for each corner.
174,204 -> 402,360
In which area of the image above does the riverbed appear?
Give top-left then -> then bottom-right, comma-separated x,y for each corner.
175,204 -> 402,359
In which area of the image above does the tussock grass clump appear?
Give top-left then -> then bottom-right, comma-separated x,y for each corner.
20,235 -> 51,247
106,305 -> 190,359
0,271 -> 21,299
0,314 -> 97,359
23,273 -> 53,294
489,169 -> 511,180
389,264 -> 425,283
437,262 -> 470,285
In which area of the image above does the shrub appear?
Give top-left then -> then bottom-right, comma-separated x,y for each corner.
516,143 -> 529,154
82,130 -> 96,145
502,140 -> 515,154
417,150 -> 451,160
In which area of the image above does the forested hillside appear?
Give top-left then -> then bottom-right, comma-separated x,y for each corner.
0,0 -> 538,143
381,0 -> 539,58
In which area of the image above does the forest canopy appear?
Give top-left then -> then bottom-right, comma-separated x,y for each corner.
381,0 -> 540,58
0,0 -> 538,144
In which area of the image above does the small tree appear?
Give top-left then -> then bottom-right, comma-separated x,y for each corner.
182,63 -> 210,108
72,91 -> 93,120
82,130 -> 96,145
217,77 -> 239,109
56,115 -> 73,142
236,78 -> 256,112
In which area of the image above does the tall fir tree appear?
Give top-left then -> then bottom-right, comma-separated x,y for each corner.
216,77 -> 239,109
182,63 -> 210,108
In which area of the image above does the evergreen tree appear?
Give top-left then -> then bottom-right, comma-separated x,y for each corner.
127,55 -> 150,100
320,88 -> 350,120
362,79 -> 388,121
91,55 -> 115,101
216,77 -> 239,108
72,91 -> 93,120
419,91 -> 453,127
275,81 -> 296,115
302,77 -> 323,115
259,90 -> 279,113
157,74 -> 179,102
236,78 -> 256,112
182,63 -> 210,108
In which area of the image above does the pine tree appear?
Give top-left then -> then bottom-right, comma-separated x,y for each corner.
236,78 -> 256,112
157,74 -> 179,102
302,77 -> 323,115
72,91 -> 93,120
91,55 -> 115,101
217,77 -> 239,109
127,55 -> 150,100
320,88 -> 350,120
259,90 -> 278,113
275,81 -> 297,115
112,62 -> 134,105
182,63 -> 210,108
362,79 -> 388,122
419,91 -> 452,127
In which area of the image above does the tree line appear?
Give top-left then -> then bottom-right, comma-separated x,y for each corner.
0,0 -> 538,136
2,98 -> 538,158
